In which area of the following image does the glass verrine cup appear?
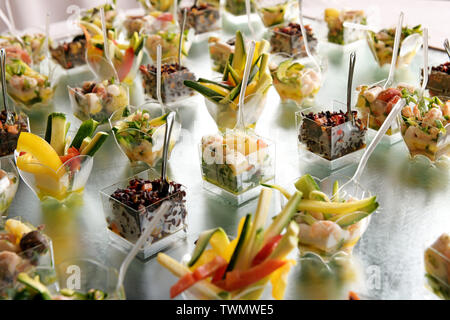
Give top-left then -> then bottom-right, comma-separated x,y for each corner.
0,158 -> 19,217
49,34 -> 87,70
139,63 -> 196,104
208,36 -> 235,73
199,130 -> 275,205
109,104 -> 181,167
179,2 -> 222,36
255,0 -> 296,29
205,91 -> 269,132
0,110 -> 30,158
424,234 -> 450,300
269,23 -> 318,57
295,101 -> 368,171
68,79 -> 130,126
100,168 -> 188,260
0,216 -> 55,299
14,151 -> 94,202
281,174 -> 375,258
270,53 -> 323,107
425,64 -> 450,98
355,80 -> 406,145
4,59 -> 55,114
56,258 -> 125,300
322,8 -> 367,46
366,27 -> 423,69
398,96 -> 450,164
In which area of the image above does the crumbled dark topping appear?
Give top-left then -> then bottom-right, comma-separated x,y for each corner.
140,63 -> 187,75
303,110 -> 363,128
432,62 -> 450,75
274,23 -> 314,37
111,178 -> 185,211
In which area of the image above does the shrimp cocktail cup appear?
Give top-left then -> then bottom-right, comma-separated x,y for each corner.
399,93 -> 450,164
264,174 -> 378,258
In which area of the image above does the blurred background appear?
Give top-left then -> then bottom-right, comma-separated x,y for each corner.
0,0 -> 448,48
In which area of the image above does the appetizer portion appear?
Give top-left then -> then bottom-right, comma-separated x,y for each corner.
367,25 -> 422,67
0,218 -> 52,299
200,131 -> 275,195
69,79 -> 129,124
138,0 -> 175,12
400,94 -> 450,162
425,62 -> 450,97
225,0 -> 249,16
270,23 -> 317,56
270,58 -> 321,105
81,22 -> 145,84
180,3 -> 221,35
0,110 -> 29,157
101,170 -> 187,252
209,36 -> 235,73
298,109 -> 367,161
265,174 -> 378,256
110,106 -> 179,167
157,189 -> 301,300
80,1 -> 117,31
424,233 -> 450,300
12,273 -> 110,300
255,0 -> 292,28
5,58 -> 54,109
50,34 -> 86,69
185,31 -> 272,130
356,83 -> 413,134
324,8 -> 366,45
140,63 -> 196,104
0,158 -> 20,217
15,114 -> 108,200
143,12 -> 191,64
0,159 -> 19,216
0,33 -> 46,66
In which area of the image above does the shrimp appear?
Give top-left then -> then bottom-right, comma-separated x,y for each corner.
402,105 -> 414,118
0,251 -> 22,280
299,220 -> 344,253
441,101 -> 450,117
422,107 -> 443,127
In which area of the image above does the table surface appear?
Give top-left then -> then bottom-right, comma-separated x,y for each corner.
5,10 -> 450,300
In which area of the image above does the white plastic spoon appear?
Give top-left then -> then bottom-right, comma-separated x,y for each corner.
178,8 -> 187,68
333,97 -> 406,199
116,201 -> 171,291
234,41 -> 256,131
298,0 -> 320,73
156,44 -> 167,113
420,28 -> 429,101
444,39 -> 450,60
384,12 -> 404,89
246,0 -> 256,39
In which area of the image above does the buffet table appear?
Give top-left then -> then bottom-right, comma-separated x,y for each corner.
5,5 -> 450,300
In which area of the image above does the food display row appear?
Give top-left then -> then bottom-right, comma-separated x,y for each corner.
0,0 -> 448,300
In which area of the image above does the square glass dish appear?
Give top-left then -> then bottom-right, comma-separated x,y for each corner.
139,63 -> 196,105
179,2 -> 221,36
0,110 -> 29,158
255,0 -> 296,29
424,233 -> 450,300
100,168 -> 187,261
269,23 -> 318,57
0,216 -> 55,299
425,62 -> 450,97
295,101 -> 368,171
49,34 -> 87,70
199,131 -> 275,205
